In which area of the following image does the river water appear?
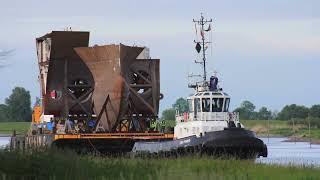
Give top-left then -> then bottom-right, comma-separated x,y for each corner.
256,137 -> 320,167
0,137 -> 10,149
1,136 -> 320,167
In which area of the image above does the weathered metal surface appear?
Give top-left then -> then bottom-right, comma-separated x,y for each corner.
36,31 -> 161,132
74,45 -> 124,131
36,31 -> 94,117
75,44 -> 160,132
10,135 -> 54,151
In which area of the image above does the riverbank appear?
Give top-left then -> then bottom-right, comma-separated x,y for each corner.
1,121 -> 320,144
0,122 -> 30,135
0,150 -> 319,180
242,120 -> 320,144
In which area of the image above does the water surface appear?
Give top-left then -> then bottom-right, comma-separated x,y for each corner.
0,136 -> 10,149
256,137 -> 320,167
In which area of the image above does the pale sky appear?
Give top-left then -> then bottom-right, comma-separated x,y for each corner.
0,0 -> 319,113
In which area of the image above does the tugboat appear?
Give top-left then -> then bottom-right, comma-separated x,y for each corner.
132,14 -> 267,158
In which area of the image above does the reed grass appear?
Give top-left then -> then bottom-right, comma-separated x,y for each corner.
0,149 -> 319,180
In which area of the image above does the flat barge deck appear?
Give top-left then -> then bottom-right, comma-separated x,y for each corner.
10,133 -> 174,153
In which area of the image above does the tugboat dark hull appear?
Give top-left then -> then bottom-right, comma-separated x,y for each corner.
132,128 -> 268,159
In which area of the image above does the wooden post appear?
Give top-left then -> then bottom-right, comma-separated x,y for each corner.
267,118 -> 270,143
64,58 -> 69,119
309,118 -> 311,148
292,118 -> 296,144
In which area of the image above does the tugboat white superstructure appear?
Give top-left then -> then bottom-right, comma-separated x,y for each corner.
132,14 -> 267,158
174,88 -> 240,139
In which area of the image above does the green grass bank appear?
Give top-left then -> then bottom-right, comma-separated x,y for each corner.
242,120 -> 320,142
0,150 -> 319,180
0,122 -> 30,135
161,119 -> 320,142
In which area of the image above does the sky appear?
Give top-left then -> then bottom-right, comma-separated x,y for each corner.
0,0 -> 319,113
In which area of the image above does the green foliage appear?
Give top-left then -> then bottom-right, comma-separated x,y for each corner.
288,117 -> 320,128
34,96 -> 41,107
172,97 -> 188,113
162,97 -> 188,120
241,100 -> 256,112
233,100 -> 256,120
161,108 -> 175,120
0,104 -> 8,122
309,104 -> 320,118
0,150 -> 320,180
1,87 -> 32,122
257,107 -> 272,120
242,119 -> 320,141
278,104 -> 309,120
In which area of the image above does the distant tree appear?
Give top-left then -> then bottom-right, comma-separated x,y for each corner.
172,97 -> 189,113
161,108 -> 176,120
277,104 -> 309,120
309,104 -> 320,118
34,97 -> 41,107
241,101 -> 256,112
0,104 -> 8,121
271,110 -> 279,120
257,107 -> 272,120
233,100 -> 256,120
5,87 -> 32,122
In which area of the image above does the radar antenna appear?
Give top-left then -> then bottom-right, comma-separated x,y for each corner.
193,13 -> 212,82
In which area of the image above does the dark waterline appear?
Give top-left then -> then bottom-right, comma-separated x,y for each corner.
1,136 -> 320,167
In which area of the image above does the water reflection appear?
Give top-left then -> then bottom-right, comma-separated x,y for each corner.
256,137 -> 320,167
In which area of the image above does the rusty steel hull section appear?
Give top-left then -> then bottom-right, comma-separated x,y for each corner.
75,44 -> 160,132
36,31 -> 161,133
75,45 -> 125,131
36,31 -> 94,116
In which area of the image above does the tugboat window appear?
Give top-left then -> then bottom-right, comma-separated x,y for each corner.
212,98 -> 223,112
194,98 -> 201,113
188,99 -> 193,112
224,98 -> 230,112
202,98 -> 210,112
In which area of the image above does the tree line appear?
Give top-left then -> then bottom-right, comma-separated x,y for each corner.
1,88 -> 320,124
161,98 -> 320,122
233,100 -> 320,121
0,87 -> 32,122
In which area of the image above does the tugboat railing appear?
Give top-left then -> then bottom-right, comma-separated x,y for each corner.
176,112 -> 239,122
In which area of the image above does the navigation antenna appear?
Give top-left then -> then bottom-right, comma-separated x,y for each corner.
193,13 -> 212,82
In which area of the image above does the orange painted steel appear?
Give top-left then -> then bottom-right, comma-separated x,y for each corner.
32,106 -> 42,124
54,133 -> 174,141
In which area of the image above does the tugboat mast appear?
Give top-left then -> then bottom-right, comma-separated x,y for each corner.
193,13 -> 212,82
